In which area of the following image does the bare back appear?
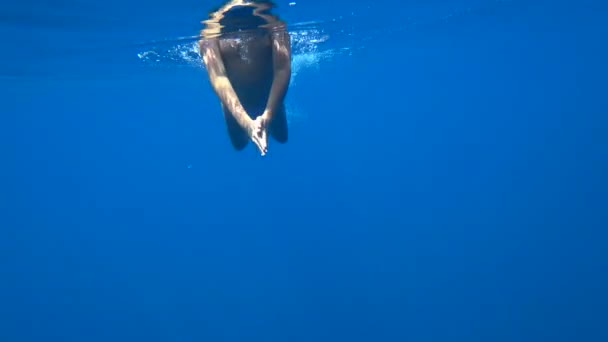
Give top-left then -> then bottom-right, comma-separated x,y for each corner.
218,31 -> 274,113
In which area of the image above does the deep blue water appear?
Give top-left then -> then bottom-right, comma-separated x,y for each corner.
2,0 -> 608,341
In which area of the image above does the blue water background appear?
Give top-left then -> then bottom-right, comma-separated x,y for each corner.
2,0 -> 607,341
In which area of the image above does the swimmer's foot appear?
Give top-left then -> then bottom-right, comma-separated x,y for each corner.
251,116 -> 268,156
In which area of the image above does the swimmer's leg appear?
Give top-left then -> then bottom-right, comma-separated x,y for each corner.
222,104 -> 249,150
269,103 -> 288,143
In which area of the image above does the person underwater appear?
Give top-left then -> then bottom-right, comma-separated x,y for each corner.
199,0 -> 292,156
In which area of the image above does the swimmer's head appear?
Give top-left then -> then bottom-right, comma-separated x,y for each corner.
202,0 -> 283,39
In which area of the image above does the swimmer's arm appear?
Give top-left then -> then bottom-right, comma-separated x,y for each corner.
200,39 -> 254,133
263,30 -> 292,122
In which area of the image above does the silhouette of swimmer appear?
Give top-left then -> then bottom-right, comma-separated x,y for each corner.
199,0 -> 292,156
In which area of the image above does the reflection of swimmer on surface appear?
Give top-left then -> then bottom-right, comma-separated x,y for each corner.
199,0 -> 292,156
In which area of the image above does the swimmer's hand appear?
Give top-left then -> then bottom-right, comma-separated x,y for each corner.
251,116 -> 268,156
